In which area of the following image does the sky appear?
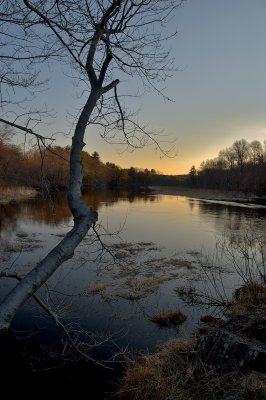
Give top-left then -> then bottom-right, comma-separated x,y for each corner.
15,0 -> 266,175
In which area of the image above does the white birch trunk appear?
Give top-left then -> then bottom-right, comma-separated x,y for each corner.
0,89 -> 101,333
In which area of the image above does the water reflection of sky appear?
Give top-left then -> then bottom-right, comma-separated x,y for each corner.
1,191 -> 265,243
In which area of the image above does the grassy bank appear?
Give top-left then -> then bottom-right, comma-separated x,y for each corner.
0,186 -> 37,204
118,281 -> 266,400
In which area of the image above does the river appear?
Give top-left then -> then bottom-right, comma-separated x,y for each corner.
0,189 -> 265,397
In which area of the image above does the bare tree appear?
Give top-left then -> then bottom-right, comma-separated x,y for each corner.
249,140 -> 263,164
218,147 -> 236,170
0,0 -> 61,147
0,0 -> 185,333
232,139 -> 249,168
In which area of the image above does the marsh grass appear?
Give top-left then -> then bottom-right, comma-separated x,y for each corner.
241,371 -> 266,400
229,281 -> 266,315
0,186 -> 37,203
115,277 -> 166,300
79,282 -> 115,302
86,282 -> 108,295
3,240 -> 42,253
118,336 -> 266,400
16,231 -> 29,238
151,309 -> 187,328
126,277 -> 164,292
117,337 -> 261,400
78,241 -> 193,301
118,230 -> 266,400
118,338 -> 196,400
175,230 -> 266,311
89,241 -> 195,301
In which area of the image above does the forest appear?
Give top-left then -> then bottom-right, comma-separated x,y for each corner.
1,130 -> 265,195
187,139 -> 266,195
0,127 -> 155,191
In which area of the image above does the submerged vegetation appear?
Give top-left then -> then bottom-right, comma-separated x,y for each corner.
118,230 -> 266,400
229,281 -> 266,315
151,309 -> 187,328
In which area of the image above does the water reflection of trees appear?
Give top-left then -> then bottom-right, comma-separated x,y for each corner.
0,203 -> 20,235
21,194 -> 72,224
197,201 -> 266,236
0,190 -> 161,229
187,199 -> 195,211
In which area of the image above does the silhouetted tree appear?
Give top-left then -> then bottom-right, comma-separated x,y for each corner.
197,139 -> 266,194
232,139 -> 249,168
0,0 -> 185,333
249,140 -> 263,164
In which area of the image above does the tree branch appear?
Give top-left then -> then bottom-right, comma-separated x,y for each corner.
0,117 -> 55,142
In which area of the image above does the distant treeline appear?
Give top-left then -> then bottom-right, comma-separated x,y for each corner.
1,129 -> 265,195
0,135 -> 156,190
186,139 -> 266,195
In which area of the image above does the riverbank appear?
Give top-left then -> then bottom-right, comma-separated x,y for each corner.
0,186 -> 38,204
1,185 -> 265,206
151,186 -> 266,205
118,282 -> 266,400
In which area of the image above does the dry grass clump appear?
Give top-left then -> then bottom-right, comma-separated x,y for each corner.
117,337 -> 252,400
16,231 -> 29,238
115,277 -> 165,300
110,241 -> 156,256
240,371 -> 266,400
0,186 -> 37,203
89,282 -> 107,294
3,243 -> 24,253
81,282 -> 108,296
3,241 -> 41,253
118,338 -> 196,400
229,281 -> 266,315
151,309 -> 187,328
126,277 -> 164,294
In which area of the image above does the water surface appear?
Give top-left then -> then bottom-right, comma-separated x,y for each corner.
0,189 -> 265,397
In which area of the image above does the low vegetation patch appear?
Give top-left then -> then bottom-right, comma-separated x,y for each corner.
116,277 -> 166,301
80,282 -> 109,297
87,282 -> 107,295
118,335 -> 266,400
151,309 -> 187,328
118,232 -> 266,400
118,338 -> 196,400
229,281 -> 266,315
3,240 -> 42,253
126,277 -> 164,293
0,186 -> 37,204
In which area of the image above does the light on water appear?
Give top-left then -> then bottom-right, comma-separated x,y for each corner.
0,190 -> 265,396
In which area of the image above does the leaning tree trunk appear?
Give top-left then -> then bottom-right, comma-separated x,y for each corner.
0,89 -> 101,334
